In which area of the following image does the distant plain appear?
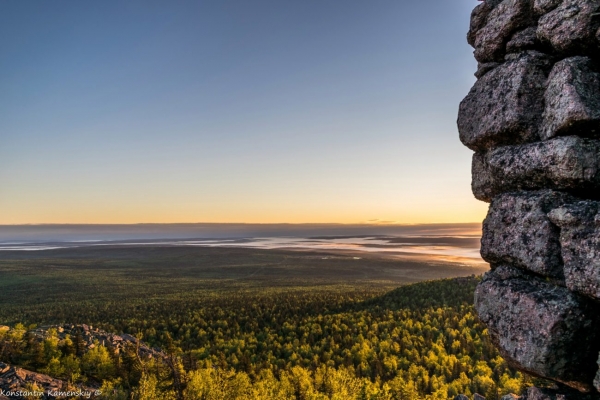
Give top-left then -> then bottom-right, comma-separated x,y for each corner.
0,239 -> 487,326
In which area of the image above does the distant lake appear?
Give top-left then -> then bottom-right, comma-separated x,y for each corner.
0,223 -> 484,267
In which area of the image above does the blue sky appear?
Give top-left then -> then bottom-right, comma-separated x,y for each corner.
0,0 -> 486,224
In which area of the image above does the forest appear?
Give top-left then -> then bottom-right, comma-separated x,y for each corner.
0,247 -> 536,399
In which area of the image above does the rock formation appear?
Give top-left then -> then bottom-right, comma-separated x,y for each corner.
0,361 -> 97,400
27,324 -> 164,359
459,0 -> 600,397
0,324 -> 166,399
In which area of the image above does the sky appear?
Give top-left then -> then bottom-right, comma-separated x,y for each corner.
0,0 -> 487,225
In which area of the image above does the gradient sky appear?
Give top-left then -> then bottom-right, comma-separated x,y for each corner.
0,0 -> 487,224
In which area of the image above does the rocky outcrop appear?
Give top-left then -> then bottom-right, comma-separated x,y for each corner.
522,386 -> 600,399
537,0 -> 600,56
0,361 -> 97,400
458,51 -> 550,151
476,266 -> 600,390
472,137 -> 600,202
481,191 -> 572,279
542,57 -> 600,139
28,324 -> 164,359
507,26 -> 540,53
0,361 -> 63,394
460,0 -> 600,396
0,325 -> 166,399
455,395 -> 470,400
472,0 -> 536,62
549,201 -> 600,300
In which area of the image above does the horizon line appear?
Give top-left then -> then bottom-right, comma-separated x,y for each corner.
0,221 -> 483,227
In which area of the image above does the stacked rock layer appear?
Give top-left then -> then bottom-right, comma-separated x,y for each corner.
459,0 -> 600,395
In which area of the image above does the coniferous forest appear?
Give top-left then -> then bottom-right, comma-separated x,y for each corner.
0,246 -> 537,399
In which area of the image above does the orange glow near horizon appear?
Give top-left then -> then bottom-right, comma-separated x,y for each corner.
0,159 -> 490,224
0,195 -> 489,225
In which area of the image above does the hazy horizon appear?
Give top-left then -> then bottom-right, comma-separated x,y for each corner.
0,222 -> 481,242
0,222 -> 484,268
